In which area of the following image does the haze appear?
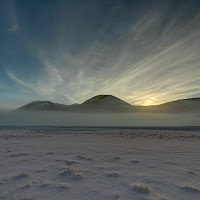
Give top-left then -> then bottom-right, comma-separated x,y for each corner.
0,111 -> 199,127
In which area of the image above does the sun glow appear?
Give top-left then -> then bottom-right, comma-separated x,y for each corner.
143,98 -> 158,106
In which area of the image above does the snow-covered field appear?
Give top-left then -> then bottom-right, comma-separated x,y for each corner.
0,127 -> 200,200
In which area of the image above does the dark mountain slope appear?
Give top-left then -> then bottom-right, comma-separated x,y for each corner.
16,101 -> 69,111
67,95 -> 135,112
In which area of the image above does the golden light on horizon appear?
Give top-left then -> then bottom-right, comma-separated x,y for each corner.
143,99 -> 155,106
141,97 -> 159,106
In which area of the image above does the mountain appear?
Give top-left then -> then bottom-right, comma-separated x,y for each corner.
16,101 -> 69,111
67,95 -> 135,112
16,95 -> 134,113
15,95 -> 200,113
137,98 -> 200,113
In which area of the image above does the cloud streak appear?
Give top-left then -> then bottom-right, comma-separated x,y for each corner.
7,1 -> 19,32
1,0 -> 200,108
28,2 -> 200,106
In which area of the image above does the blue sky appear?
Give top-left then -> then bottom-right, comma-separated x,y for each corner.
0,0 -> 200,110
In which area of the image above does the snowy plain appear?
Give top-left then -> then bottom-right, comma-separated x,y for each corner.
0,127 -> 200,200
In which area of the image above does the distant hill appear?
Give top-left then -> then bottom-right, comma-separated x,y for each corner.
67,95 -> 135,112
137,98 -> 200,113
16,101 -> 69,111
15,95 -> 200,113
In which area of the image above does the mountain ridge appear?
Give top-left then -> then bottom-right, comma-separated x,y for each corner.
15,95 -> 200,113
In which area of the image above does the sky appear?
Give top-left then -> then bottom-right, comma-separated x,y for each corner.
0,0 -> 200,110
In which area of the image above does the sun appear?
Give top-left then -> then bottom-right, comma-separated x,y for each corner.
143,98 -> 157,106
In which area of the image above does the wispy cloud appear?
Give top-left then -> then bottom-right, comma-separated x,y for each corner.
31,5 -> 200,106
7,1 -> 19,32
7,72 -> 27,87
3,1 -> 200,106
8,22 -> 19,32
0,85 -> 8,89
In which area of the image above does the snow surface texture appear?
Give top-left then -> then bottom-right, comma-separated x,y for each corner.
0,127 -> 200,200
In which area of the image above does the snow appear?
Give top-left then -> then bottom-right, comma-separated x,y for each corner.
0,127 -> 200,200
